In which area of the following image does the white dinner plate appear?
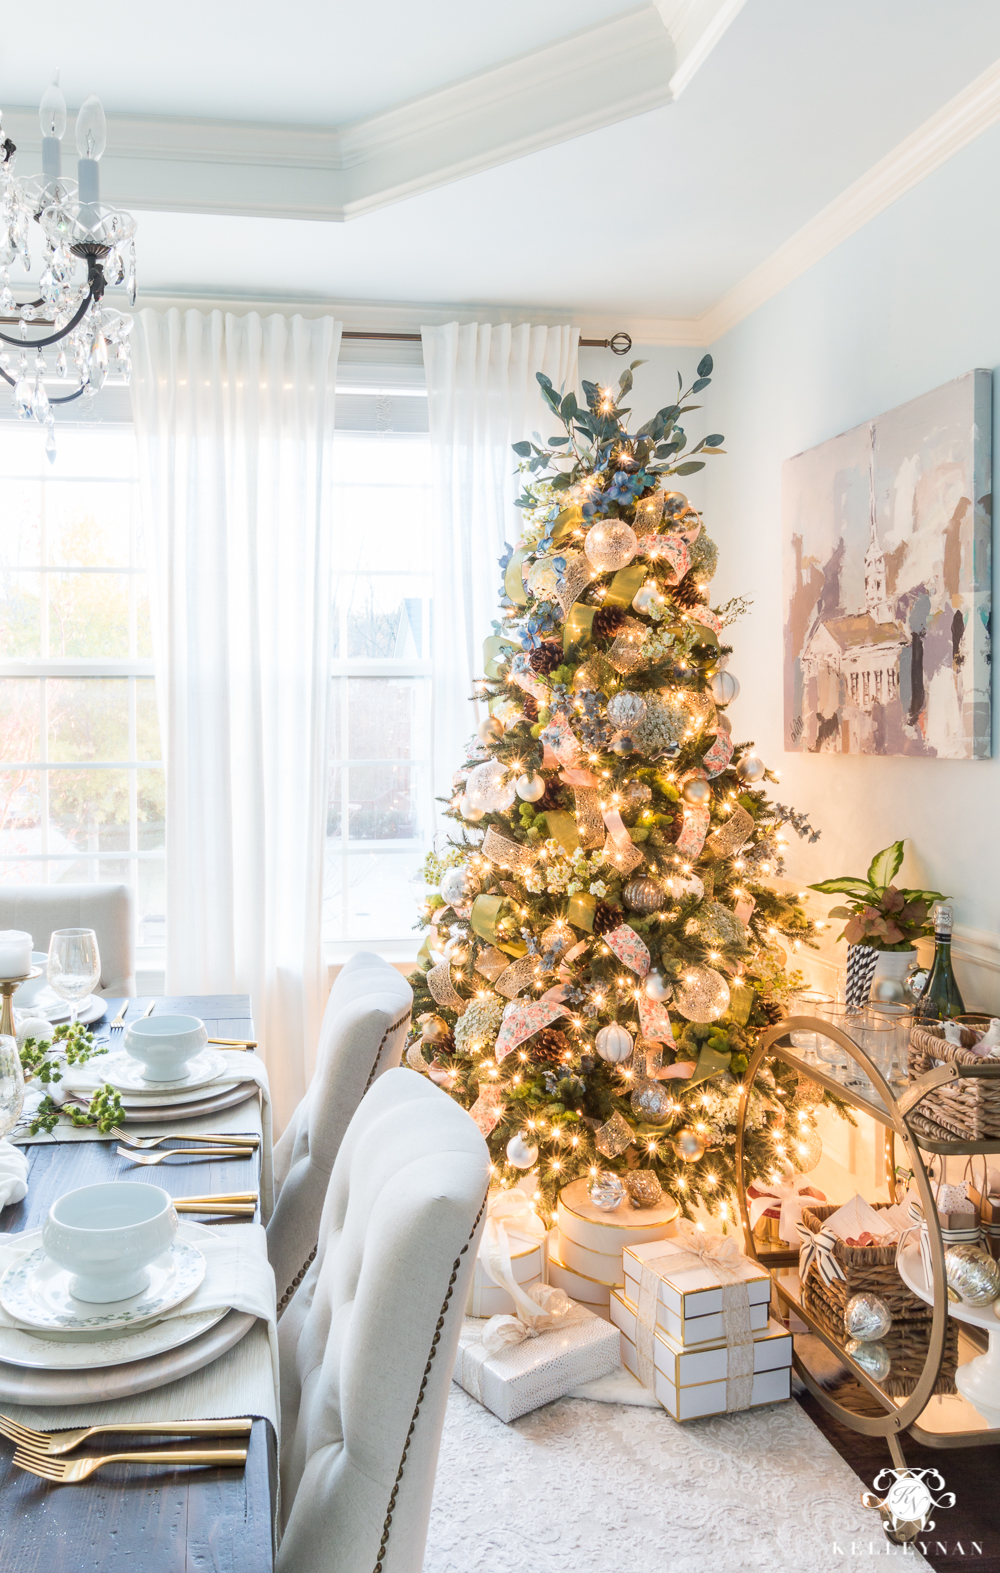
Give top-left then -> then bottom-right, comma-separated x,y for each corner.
0,1223 -> 226,1369
117,1079 -> 243,1109
0,1229 -> 206,1333
63,1047 -> 231,1097
15,994 -> 106,1027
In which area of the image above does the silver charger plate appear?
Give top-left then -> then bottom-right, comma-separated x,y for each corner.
0,1230 -> 206,1332
0,1306 -> 257,1405
64,1047 -> 232,1097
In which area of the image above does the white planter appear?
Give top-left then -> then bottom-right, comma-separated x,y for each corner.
870,948 -> 918,1005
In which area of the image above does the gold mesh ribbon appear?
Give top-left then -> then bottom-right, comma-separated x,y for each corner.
706,805 -> 755,859
635,1221 -> 754,1410
494,954 -> 540,1000
482,826 -> 538,877
555,552 -> 595,616
573,786 -> 605,849
475,946 -> 509,982
427,961 -> 467,1016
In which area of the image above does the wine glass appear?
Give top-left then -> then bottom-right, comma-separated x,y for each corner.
0,1034 -> 24,1138
47,928 -> 101,1029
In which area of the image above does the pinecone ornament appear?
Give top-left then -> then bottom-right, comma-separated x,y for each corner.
520,693 -> 539,723
538,778 -> 567,812
671,569 -> 708,610
528,1028 -> 572,1065
592,606 -> 628,641
529,640 -> 563,675
593,900 -> 625,936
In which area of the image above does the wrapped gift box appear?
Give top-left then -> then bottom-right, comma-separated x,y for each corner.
453,1308 -> 621,1422
546,1231 -> 612,1313
617,1316 -> 791,1422
967,1185 -> 1000,1259
466,1232 -> 544,1317
556,1233 -> 625,1288
611,1289 -> 791,1385
557,1178 -> 679,1257
615,1268 -> 769,1346
623,1237 -> 771,1326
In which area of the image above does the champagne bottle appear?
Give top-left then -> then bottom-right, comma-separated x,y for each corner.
915,902 -> 965,1022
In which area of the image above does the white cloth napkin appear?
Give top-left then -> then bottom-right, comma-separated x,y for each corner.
0,1141 -> 28,1208
215,1051 -> 273,1220
0,1221 -> 279,1423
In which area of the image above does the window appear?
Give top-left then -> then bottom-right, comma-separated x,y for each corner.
323,366 -> 432,956
0,418 -> 165,962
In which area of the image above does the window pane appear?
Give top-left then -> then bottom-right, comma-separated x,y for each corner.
323,849 -> 425,941
347,764 -> 421,840
48,679 -> 130,762
48,768 -> 131,854
138,861 -> 166,946
46,482 -> 132,567
0,679 -> 42,760
0,481 -> 42,565
343,576 -> 429,660
346,677 -> 428,761
0,770 -> 42,856
135,679 -> 162,761
0,572 -> 42,656
53,856 -> 131,887
327,765 -> 342,840
48,573 -> 130,658
136,577 -> 153,658
137,769 -> 166,849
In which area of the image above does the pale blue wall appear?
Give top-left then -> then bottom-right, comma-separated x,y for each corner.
703,120 -> 1000,946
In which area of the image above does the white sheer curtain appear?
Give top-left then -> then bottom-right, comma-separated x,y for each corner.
421,322 -> 579,833
131,308 -> 341,1131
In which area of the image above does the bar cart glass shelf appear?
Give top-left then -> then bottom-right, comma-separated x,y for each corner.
735,1015 -> 1000,1468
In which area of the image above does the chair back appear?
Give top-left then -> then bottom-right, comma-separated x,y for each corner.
269,955 -> 412,1311
276,1069 -> 488,1573
0,883 -> 135,996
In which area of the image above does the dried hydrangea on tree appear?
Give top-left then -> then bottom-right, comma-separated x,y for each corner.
407,357 -> 829,1219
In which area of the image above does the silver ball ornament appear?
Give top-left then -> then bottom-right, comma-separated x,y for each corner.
588,1171 -> 626,1210
945,1244 -> 1000,1306
465,759 -> 516,814
595,1023 -> 634,1063
673,966 -> 730,1023
631,1080 -> 673,1124
870,976 -> 908,1006
624,781 -> 652,808
607,691 -> 647,731
644,969 -> 672,1002
440,866 -> 481,907
735,754 -> 766,783
623,876 -> 666,914
506,1132 -> 539,1169
681,776 -> 711,806
846,1338 -> 891,1382
709,670 -> 740,707
514,773 -> 546,802
674,1126 -> 706,1163
584,518 -> 638,573
844,1292 -> 893,1342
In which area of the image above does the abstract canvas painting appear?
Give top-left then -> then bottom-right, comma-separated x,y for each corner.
783,370 -> 992,759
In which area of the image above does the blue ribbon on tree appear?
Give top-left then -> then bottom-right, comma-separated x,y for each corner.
796,1221 -> 847,1287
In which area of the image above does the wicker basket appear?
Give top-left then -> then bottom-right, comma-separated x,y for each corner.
907,1021 -> 1000,1142
800,1202 -> 958,1396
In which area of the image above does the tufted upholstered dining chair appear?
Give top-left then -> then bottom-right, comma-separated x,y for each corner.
268,953 -> 413,1315
276,1068 -> 489,1573
0,883 -> 135,996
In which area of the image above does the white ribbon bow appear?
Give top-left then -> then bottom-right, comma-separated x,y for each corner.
748,1180 -> 823,1247
459,1282 -> 593,1404
477,1188 -> 547,1323
796,1221 -> 847,1287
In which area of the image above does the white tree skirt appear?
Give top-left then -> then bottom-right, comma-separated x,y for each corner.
425,1386 -> 931,1573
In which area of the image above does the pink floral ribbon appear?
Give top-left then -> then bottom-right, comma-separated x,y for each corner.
495,1000 -> 567,1061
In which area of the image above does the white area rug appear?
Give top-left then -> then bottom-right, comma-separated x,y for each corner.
424,1386 -> 930,1573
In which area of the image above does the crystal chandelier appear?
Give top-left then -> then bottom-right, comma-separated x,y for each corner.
0,74 -> 136,460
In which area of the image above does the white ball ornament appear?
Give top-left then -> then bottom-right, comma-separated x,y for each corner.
440,865 -> 480,907
644,969 -> 672,1002
681,776 -> 711,806
735,754 -> 766,783
16,1016 -> 54,1047
515,773 -> 546,802
584,519 -> 638,573
506,1132 -> 539,1169
459,794 -> 484,823
595,1023 -> 634,1063
477,715 -> 504,743
632,583 -> 664,614
709,670 -> 740,707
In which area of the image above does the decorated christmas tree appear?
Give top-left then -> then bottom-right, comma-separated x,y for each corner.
407,357 -> 829,1223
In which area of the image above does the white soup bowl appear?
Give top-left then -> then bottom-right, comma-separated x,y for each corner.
43,1182 -> 178,1303
123,1014 -> 208,1081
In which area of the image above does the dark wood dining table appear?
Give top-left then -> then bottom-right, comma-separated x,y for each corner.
0,995 -> 276,1573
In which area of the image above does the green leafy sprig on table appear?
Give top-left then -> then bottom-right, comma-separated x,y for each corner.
19,1022 -> 125,1135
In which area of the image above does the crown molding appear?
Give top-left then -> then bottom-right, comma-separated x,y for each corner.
654,0 -> 748,97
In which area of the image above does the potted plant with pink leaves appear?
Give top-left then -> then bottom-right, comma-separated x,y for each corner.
810,841 -> 945,1006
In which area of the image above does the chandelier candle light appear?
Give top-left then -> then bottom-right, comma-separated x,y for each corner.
0,74 -> 136,457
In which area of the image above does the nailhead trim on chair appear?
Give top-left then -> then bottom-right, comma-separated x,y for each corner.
275,1007 -> 413,1320
372,1189 -> 488,1573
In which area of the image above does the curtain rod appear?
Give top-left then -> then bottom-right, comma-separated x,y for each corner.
341,330 -> 633,355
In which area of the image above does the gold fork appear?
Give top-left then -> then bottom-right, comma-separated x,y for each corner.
13,1446 -> 248,1482
111,1126 -> 259,1150
1,1415 -> 252,1456
115,1145 -> 253,1167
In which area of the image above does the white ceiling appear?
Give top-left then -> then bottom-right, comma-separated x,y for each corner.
7,0 -> 1000,329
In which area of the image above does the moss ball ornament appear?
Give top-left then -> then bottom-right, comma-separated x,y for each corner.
684,900 -> 749,955
689,530 -> 719,582
453,996 -> 506,1056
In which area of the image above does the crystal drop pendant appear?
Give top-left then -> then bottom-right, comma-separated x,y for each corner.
18,319 -> 27,339
88,331 -> 108,390
39,267 -> 58,306
56,350 -> 67,377
31,379 -> 50,421
45,423 -> 57,464
13,376 -> 32,415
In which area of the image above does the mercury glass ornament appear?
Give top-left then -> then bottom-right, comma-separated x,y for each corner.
623,875 -> 666,914
465,759 -> 516,814
419,1013 -> 451,1044
844,1292 -> 893,1343
477,715 -> 504,743
607,691 -> 647,731
595,1023 -> 634,1063
870,975 -> 908,1006
588,1170 -> 626,1210
644,969 -> 672,1003
539,920 -> 571,955
631,1079 -> 672,1125
624,781 -> 653,808
673,966 -> 730,1023
624,1170 -> 663,1208
662,491 -> 690,518
735,754 -> 766,783
709,670 -> 740,707
681,776 -> 711,806
945,1244 -> 1000,1306
506,1132 -> 539,1169
674,1126 -> 705,1163
584,518 -> 638,573
514,773 -> 546,802
440,865 -> 481,907
846,1338 -> 891,1382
